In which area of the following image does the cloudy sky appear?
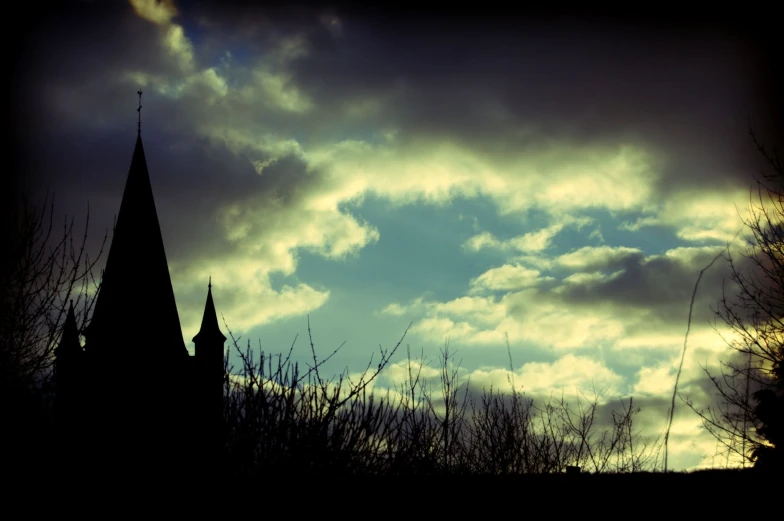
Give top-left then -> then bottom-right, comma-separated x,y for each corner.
10,1 -> 783,471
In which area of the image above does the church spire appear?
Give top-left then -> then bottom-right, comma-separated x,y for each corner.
84,93 -> 187,359
193,280 -> 226,345
192,279 -> 226,469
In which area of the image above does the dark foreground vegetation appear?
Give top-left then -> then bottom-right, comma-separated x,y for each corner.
6,325 -> 774,499
219,324 -> 664,480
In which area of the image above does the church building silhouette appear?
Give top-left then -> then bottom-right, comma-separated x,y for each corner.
54,96 -> 226,476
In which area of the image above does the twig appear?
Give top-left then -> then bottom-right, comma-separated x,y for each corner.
664,228 -> 742,472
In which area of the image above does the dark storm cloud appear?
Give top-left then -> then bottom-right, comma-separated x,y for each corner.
548,246 -> 749,328
561,249 -> 730,304
305,22 -> 752,159
11,2 -> 782,325
176,1 -> 783,208
11,2 -> 310,263
17,4 -> 171,125
457,244 -> 765,351
16,106 -> 258,264
16,2 -> 781,219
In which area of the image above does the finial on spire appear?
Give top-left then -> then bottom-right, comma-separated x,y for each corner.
137,89 -> 143,135
209,276 -> 212,290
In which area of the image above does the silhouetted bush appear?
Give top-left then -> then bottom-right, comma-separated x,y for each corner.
219,323 -> 662,478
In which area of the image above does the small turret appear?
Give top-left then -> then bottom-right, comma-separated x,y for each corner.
192,278 -> 227,472
193,277 -> 227,361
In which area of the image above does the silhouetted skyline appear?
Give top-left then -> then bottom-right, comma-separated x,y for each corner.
8,1 -> 783,471
53,125 -> 226,477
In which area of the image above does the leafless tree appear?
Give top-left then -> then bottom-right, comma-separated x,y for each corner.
684,129 -> 784,468
220,325 -> 661,477
0,190 -> 105,478
1,190 -> 105,403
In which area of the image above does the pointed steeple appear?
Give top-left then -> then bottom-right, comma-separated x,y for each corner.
192,279 -> 226,452
84,97 -> 187,359
55,301 -> 82,358
193,278 -> 227,345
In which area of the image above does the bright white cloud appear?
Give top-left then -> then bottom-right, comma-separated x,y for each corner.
556,245 -> 642,271
173,256 -> 331,337
463,224 -> 566,253
514,224 -> 565,252
384,359 -> 443,387
634,362 -> 677,396
217,188 -> 380,273
130,0 -> 178,25
561,271 -> 611,285
307,139 -> 659,218
469,264 -> 552,293
163,24 -> 195,73
469,354 -> 624,396
393,239 -> 744,358
245,70 -> 314,114
463,231 -> 501,252
464,215 -> 594,255
621,188 -> 747,243
379,298 -> 424,318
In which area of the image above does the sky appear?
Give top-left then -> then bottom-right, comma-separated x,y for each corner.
8,0 -> 783,471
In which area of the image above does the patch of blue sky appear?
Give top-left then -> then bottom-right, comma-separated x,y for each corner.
223,44 -> 254,66
177,11 -> 203,45
482,205 -> 553,239
315,197 -> 474,298
176,13 -> 258,75
245,195 -> 514,369
237,296 -> 414,382
608,348 -> 678,377
235,194 -> 691,378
